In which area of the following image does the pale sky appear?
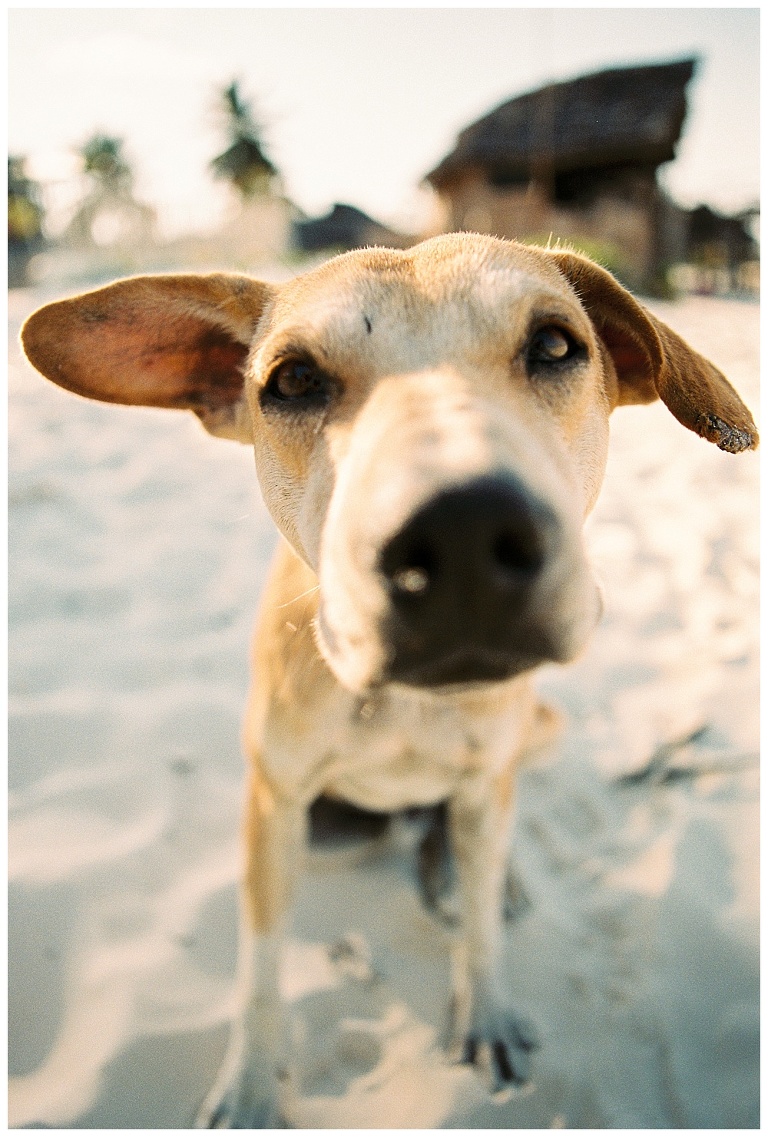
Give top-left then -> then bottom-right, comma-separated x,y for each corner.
8,7 -> 761,240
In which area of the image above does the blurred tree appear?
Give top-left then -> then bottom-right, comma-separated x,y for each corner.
8,156 -> 45,288
211,81 -> 278,200
64,132 -> 154,250
81,133 -> 132,190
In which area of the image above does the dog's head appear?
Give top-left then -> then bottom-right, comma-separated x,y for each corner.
22,234 -> 757,693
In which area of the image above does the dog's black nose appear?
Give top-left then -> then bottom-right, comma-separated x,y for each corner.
378,475 -> 559,686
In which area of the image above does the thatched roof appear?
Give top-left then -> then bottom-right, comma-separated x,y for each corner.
212,137 -> 276,176
426,58 -> 697,189
293,203 -> 410,253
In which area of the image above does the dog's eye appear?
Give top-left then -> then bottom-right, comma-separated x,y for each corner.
266,359 -> 330,402
528,326 -> 581,367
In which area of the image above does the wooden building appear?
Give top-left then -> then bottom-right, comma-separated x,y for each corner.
425,59 -> 697,293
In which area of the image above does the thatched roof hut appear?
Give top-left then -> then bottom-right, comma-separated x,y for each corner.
426,58 -> 697,193
293,203 -> 411,254
423,59 -> 699,294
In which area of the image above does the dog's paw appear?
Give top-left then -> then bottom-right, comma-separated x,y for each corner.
449,1003 -> 539,1097
195,1059 -> 283,1129
195,1086 -> 281,1130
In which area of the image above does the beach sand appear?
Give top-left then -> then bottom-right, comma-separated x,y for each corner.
8,284 -> 759,1128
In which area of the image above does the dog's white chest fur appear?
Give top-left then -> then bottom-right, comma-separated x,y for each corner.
268,680 -> 533,812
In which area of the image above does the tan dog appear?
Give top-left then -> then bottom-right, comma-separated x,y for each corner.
21,234 -> 757,1127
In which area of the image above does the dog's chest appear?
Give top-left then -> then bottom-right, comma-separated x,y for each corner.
303,686 -> 530,812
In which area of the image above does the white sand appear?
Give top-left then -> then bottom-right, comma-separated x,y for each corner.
8,286 -> 759,1129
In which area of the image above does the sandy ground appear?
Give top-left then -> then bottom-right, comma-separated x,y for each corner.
8,283 -> 759,1129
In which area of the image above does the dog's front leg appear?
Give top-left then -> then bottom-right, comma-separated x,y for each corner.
448,764 -> 537,1095
197,762 -> 305,1129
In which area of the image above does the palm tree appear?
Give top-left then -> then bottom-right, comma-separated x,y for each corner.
8,156 -> 45,287
64,132 -> 154,249
80,134 -> 132,191
211,81 -> 278,200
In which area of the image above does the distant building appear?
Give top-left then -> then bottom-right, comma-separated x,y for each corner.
176,195 -> 298,270
682,203 -> 758,293
293,203 -> 412,255
425,59 -> 699,293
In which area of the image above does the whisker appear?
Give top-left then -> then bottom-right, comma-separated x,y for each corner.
277,584 -> 320,609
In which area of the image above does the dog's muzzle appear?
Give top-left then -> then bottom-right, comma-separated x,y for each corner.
377,473 -> 562,688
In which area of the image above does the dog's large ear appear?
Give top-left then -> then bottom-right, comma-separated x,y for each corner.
549,249 -> 758,453
21,273 -> 274,442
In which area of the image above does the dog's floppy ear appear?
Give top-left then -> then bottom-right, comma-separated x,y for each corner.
549,249 -> 758,453
21,273 -> 274,442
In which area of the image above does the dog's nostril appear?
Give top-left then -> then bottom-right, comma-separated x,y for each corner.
493,529 -> 545,576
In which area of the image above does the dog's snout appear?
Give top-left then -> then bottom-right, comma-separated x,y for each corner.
378,476 -> 560,686
380,476 -> 552,597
